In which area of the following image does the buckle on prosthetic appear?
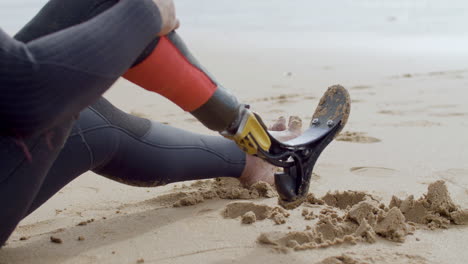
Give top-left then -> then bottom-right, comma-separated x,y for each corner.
224,85 -> 350,208
221,106 -> 272,155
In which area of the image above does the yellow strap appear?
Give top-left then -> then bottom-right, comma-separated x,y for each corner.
223,111 -> 271,155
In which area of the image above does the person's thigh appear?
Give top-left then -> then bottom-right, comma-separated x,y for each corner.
14,0 -> 155,65
25,97 -> 245,216
0,120 -> 73,246
15,0 -> 119,41
23,101 -> 122,215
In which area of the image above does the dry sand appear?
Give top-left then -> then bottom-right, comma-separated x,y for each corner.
2,10 -> 468,264
257,181 -> 468,253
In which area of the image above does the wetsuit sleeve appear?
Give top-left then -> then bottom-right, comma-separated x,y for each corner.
0,0 -> 162,138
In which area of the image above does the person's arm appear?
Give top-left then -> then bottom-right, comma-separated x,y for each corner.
0,0 -> 162,138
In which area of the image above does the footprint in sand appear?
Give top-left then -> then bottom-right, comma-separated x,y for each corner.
427,70 -> 468,77
336,131 -> 381,144
378,107 -> 427,116
316,251 -> 428,264
380,120 -> 441,127
184,117 -> 198,123
429,112 -> 468,117
429,104 -> 458,109
350,167 -> 397,178
304,95 -> 316,100
350,85 -> 372,90
252,94 -> 298,102
269,109 -> 286,114
390,69 -> 468,79
378,110 -> 406,116
382,100 -> 423,106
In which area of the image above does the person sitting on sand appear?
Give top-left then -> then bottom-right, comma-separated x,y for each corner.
0,0 -> 301,246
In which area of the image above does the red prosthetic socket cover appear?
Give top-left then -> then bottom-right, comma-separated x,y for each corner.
123,37 -> 217,112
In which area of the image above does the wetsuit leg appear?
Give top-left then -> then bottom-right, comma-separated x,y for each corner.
0,0 -> 148,246
0,120 -> 73,246
14,0 -> 157,67
10,0 -> 245,217
25,98 -> 245,215
0,104 -> 244,245
0,0 -> 245,245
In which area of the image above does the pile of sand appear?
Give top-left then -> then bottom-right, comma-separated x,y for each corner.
171,178 -> 276,207
336,131 -> 381,144
389,180 -> 468,229
316,252 -> 428,264
146,178 -> 467,253
223,202 -> 290,225
257,199 -> 408,251
321,190 -> 371,209
255,181 -> 468,252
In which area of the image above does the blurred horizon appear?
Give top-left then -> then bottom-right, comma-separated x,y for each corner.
1,0 -> 468,35
2,0 -> 468,55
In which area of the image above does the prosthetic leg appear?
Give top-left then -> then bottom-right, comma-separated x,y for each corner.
124,32 -> 351,208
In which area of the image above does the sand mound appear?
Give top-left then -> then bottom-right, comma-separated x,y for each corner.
224,202 -> 290,225
346,199 -> 409,242
316,252 -> 427,264
172,178 -> 277,207
257,181 -> 466,252
321,191 -> 370,209
389,180 -> 468,229
336,131 -> 381,143
165,179 -> 465,252
258,201 -> 407,251
241,211 -> 257,224
373,207 -> 409,242
224,202 -> 273,220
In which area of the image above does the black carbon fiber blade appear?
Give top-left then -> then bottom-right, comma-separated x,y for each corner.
272,85 -> 350,207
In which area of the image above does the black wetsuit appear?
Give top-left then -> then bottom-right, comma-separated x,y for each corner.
0,0 -> 245,246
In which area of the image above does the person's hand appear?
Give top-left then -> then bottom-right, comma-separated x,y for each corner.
153,0 -> 180,36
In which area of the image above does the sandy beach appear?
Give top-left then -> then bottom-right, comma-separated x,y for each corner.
1,1 -> 468,263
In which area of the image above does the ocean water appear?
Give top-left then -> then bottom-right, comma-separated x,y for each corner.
1,0 -> 468,35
